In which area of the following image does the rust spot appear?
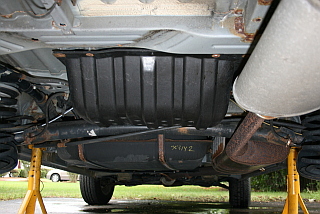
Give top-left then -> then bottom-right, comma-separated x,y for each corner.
57,142 -> 66,147
257,114 -> 277,120
234,17 -> 244,34
211,141 -> 224,160
42,130 -> 59,140
159,173 -> 175,181
86,53 -> 94,57
234,17 -> 255,42
78,144 -> 86,162
0,11 -> 25,19
235,17 -> 256,42
54,0 -> 63,6
227,16 -> 257,43
253,17 -> 262,22
212,54 -> 220,58
52,21 -> 61,30
57,140 -> 70,148
20,74 -> 27,80
177,127 -> 188,135
24,136 -> 33,145
26,129 -> 60,145
53,53 -> 66,58
258,0 -> 273,6
234,9 -> 243,15
242,33 -> 255,43
1,14 -> 13,18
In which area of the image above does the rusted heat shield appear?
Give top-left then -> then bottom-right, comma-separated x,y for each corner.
226,112 -> 289,165
228,140 -> 289,166
212,150 -> 266,174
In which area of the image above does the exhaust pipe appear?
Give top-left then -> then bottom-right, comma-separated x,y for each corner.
233,0 -> 320,118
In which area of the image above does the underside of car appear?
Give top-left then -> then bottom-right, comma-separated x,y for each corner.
0,0 -> 320,209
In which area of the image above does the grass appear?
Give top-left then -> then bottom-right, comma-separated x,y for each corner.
1,180 -> 320,202
113,186 -> 228,202
0,180 -> 81,200
114,186 -> 320,203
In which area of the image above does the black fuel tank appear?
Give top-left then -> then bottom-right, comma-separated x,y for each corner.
57,137 -> 212,171
58,49 -> 240,129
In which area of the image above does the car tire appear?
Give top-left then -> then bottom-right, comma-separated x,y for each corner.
229,178 -> 251,208
80,175 -> 115,205
51,173 -> 61,182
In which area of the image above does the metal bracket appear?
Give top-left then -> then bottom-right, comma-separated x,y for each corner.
158,134 -> 176,171
41,0 -> 74,34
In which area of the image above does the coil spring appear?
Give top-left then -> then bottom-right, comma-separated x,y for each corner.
298,145 -> 320,180
0,83 -> 19,173
301,110 -> 320,142
298,111 -> 320,180
0,83 -> 20,128
0,140 -> 18,174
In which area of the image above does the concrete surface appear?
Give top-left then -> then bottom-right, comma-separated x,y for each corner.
1,198 -> 320,214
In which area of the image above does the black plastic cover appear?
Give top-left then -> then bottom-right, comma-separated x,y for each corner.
59,49 -> 239,129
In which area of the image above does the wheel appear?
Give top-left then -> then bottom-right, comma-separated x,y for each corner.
51,173 -> 61,182
80,175 -> 115,205
229,178 -> 251,208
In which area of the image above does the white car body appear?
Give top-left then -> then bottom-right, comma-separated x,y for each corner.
46,169 -> 73,182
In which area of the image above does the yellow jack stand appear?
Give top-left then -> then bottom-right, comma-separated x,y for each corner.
18,145 -> 47,214
282,147 -> 309,214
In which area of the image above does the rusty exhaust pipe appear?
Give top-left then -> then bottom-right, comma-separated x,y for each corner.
225,112 -> 289,166
226,112 -> 264,159
212,113 -> 289,173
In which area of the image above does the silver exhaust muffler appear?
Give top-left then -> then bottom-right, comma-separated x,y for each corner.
233,0 -> 320,118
